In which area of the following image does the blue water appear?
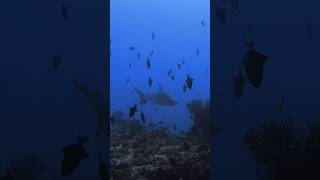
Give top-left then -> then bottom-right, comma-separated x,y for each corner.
212,1 -> 320,179
111,0 -> 210,131
0,0 -> 107,179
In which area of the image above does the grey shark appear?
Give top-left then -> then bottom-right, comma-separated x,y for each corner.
133,85 -> 179,106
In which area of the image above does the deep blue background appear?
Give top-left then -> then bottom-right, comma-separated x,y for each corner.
213,0 -> 320,179
1,0 -> 319,179
0,0 -> 107,179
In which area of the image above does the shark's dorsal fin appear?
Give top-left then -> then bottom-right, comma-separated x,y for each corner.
158,84 -> 162,92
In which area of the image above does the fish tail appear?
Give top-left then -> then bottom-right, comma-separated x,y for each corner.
133,87 -> 147,105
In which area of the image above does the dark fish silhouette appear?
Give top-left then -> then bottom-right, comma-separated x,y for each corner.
171,75 -> 175,81
201,20 -> 205,26
168,69 -> 173,76
62,133 -> 89,176
177,63 -> 181,69
233,69 -> 246,98
148,77 -> 153,87
279,96 -> 285,112
150,50 -> 154,58
133,86 -> 179,106
136,52 -> 141,59
0,167 -> 12,180
182,60 -> 185,65
158,121 -> 163,124
186,75 -> 194,89
129,104 -> 138,117
128,63 -> 132,68
196,48 -> 200,56
128,46 -> 136,51
98,154 -> 107,180
229,0 -> 239,10
304,17 -> 312,39
172,125 -> 176,130
52,55 -> 61,70
126,78 -> 130,84
141,111 -> 145,124
151,32 -> 156,40
215,5 -> 227,24
242,25 -> 269,88
60,2 -> 68,21
182,84 -> 187,92
146,57 -> 151,69
72,80 -> 109,138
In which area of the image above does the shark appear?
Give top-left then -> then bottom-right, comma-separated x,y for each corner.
133,85 -> 179,106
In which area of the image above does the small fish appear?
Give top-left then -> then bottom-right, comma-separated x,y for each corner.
201,20 -> 205,26
128,63 -> 132,68
177,63 -> 181,69
52,54 -> 61,70
62,133 -> 89,176
171,75 -> 175,81
186,75 -> 194,89
136,52 -> 141,59
172,125 -> 176,130
150,50 -> 154,58
215,5 -> 227,24
229,0 -> 239,10
196,48 -> 200,56
148,77 -> 153,87
125,78 -> 130,84
128,46 -> 136,51
182,60 -> 185,65
233,69 -> 246,98
242,25 -> 269,88
60,1 -> 68,21
151,32 -> 156,40
98,154 -> 107,180
146,57 -> 151,69
182,84 -> 187,92
129,104 -> 138,117
168,69 -> 173,76
141,111 -> 145,124
158,121 -> 163,124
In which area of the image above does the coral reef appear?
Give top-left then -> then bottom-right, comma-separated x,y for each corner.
244,119 -> 320,180
110,119 -> 210,180
186,99 -> 218,137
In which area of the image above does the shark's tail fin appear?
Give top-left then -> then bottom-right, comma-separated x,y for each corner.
133,87 -> 148,105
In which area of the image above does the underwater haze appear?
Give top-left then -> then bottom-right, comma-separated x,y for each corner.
110,0 -> 210,131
